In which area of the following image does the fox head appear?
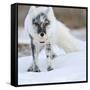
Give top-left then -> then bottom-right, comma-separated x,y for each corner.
25,6 -> 56,43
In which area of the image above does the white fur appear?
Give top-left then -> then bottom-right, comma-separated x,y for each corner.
24,6 -> 80,53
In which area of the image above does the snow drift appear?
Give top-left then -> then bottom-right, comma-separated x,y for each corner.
18,41 -> 86,85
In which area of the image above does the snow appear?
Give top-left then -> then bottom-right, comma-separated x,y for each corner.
70,28 -> 86,41
18,41 -> 86,85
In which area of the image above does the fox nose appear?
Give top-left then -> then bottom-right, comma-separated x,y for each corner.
40,32 -> 44,37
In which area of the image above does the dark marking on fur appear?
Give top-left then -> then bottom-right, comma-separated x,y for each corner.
46,55 -> 49,58
46,54 -> 56,60
47,47 -> 51,51
27,66 -> 33,72
46,43 -> 51,51
46,43 -> 51,48
27,64 -> 41,72
34,65 -> 41,72
31,40 -> 35,60
28,34 -> 35,60
32,12 -> 50,35
51,54 -> 56,59
47,66 -> 53,71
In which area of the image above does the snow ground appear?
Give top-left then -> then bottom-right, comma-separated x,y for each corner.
18,42 -> 86,85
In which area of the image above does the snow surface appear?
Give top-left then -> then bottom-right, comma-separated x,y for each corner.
18,41 -> 86,85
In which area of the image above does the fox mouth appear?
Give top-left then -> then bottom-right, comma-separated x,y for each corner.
40,41 -> 45,43
39,37 -> 48,44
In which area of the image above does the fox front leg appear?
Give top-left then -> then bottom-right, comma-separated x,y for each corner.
46,43 -> 56,71
27,36 -> 41,72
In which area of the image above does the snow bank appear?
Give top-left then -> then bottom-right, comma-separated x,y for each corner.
18,43 -> 86,85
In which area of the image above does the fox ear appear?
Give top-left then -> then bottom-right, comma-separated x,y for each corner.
45,7 -> 49,14
48,7 -> 53,13
29,6 -> 36,13
45,7 -> 54,15
47,7 -> 56,21
30,6 -> 36,10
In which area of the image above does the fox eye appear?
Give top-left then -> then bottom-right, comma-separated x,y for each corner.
32,19 -> 38,26
34,22 -> 38,26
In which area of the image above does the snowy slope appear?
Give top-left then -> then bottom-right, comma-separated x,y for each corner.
18,42 -> 86,85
